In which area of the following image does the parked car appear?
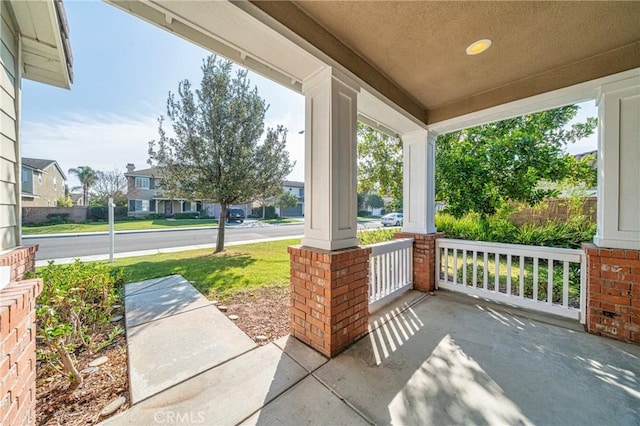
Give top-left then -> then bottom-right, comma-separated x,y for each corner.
381,212 -> 403,227
226,208 -> 245,223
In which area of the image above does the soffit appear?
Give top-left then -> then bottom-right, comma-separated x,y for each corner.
9,0 -> 73,89
252,1 -> 640,123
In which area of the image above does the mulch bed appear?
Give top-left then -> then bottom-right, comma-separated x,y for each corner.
35,332 -> 129,425
224,286 -> 291,344
35,286 -> 291,425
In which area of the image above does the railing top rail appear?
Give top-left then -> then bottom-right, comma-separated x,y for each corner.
367,238 -> 414,256
436,238 -> 584,262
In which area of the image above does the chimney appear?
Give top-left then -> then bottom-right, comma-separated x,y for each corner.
126,163 -> 135,173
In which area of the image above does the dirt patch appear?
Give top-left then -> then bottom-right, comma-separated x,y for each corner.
224,287 -> 290,344
36,329 -> 129,425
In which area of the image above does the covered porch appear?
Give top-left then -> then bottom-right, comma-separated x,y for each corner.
105,288 -> 640,424
106,1 -> 640,357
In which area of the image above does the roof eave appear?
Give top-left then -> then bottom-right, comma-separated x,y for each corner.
10,0 -> 73,89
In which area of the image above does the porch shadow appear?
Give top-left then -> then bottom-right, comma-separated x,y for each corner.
310,291 -> 640,425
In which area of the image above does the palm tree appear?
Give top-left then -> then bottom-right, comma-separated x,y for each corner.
68,166 -> 98,206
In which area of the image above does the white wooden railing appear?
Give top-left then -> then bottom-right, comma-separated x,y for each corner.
436,238 -> 586,322
368,238 -> 414,307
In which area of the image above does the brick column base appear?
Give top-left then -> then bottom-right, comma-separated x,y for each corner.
1,279 -> 43,425
0,245 -> 40,425
288,245 -> 371,357
0,245 -> 39,283
394,232 -> 443,292
583,243 -> 640,344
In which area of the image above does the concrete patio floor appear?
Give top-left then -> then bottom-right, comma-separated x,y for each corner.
104,277 -> 640,425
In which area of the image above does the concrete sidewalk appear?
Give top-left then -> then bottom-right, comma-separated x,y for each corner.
104,281 -> 640,425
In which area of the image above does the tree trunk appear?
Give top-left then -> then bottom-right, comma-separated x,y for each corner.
262,204 -> 265,219
216,203 -> 227,253
55,343 -> 83,391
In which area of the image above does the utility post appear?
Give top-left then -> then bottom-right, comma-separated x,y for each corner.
108,197 -> 115,263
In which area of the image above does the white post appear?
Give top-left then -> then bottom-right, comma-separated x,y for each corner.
594,77 -> 640,250
108,197 -> 115,263
301,67 -> 360,250
402,129 -> 437,234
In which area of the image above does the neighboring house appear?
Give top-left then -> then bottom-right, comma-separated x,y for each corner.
69,193 -> 84,206
125,163 -> 194,217
125,163 -> 270,219
21,157 -> 67,207
574,149 -> 598,167
279,180 -> 305,217
21,158 -> 67,207
0,0 -> 73,251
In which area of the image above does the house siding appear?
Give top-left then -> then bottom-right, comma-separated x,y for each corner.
21,165 -> 66,207
0,3 -> 19,250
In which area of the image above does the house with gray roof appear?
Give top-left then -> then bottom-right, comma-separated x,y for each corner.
21,158 -> 67,207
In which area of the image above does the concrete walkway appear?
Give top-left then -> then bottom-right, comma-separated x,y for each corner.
105,279 -> 640,425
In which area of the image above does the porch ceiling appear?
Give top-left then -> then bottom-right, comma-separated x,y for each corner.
251,1 -> 640,124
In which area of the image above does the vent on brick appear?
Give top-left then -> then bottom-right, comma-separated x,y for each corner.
603,311 -> 616,318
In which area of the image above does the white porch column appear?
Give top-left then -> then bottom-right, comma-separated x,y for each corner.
594,76 -> 640,250
301,67 -> 360,250
402,130 -> 436,234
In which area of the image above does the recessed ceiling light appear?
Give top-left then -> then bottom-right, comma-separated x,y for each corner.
466,39 -> 492,56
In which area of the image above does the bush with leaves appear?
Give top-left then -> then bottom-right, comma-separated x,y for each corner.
35,261 -> 124,390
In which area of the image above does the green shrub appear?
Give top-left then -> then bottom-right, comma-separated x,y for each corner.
435,211 -> 595,249
88,206 -> 128,221
358,210 -> 371,217
34,260 -> 124,390
358,228 -> 398,245
46,213 -> 70,224
173,212 -> 200,219
252,205 -> 276,219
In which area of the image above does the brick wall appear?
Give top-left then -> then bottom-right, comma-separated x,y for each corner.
288,245 -> 371,357
0,246 -> 38,283
0,244 -> 41,425
394,232 -> 443,292
22,207 -> 88,224
583,243 -> 640,344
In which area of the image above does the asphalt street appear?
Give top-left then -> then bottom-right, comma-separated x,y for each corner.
27,222 -> 306,261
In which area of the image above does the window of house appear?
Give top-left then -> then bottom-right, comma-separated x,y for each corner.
22,169 -> 28,183
133,199 -> 149,212
135,177 -> 150,189
150,200 -> 156,212
38,173 -> 42,184
53,177 -> 57,190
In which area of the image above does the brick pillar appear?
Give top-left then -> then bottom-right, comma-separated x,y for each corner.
394,232 -> 443,292
0,245 -> 38,283
288,245 -> 371,357
583,243 -> 640,344
0,245 -> 40,425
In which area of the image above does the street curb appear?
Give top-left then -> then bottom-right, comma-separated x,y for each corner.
35,235 -> 305,267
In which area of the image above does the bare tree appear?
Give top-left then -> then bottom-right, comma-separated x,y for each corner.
91,169 -> 127,206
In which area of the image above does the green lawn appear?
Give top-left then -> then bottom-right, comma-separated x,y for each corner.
22,219 -> 219,235
112,238 -> 299,299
